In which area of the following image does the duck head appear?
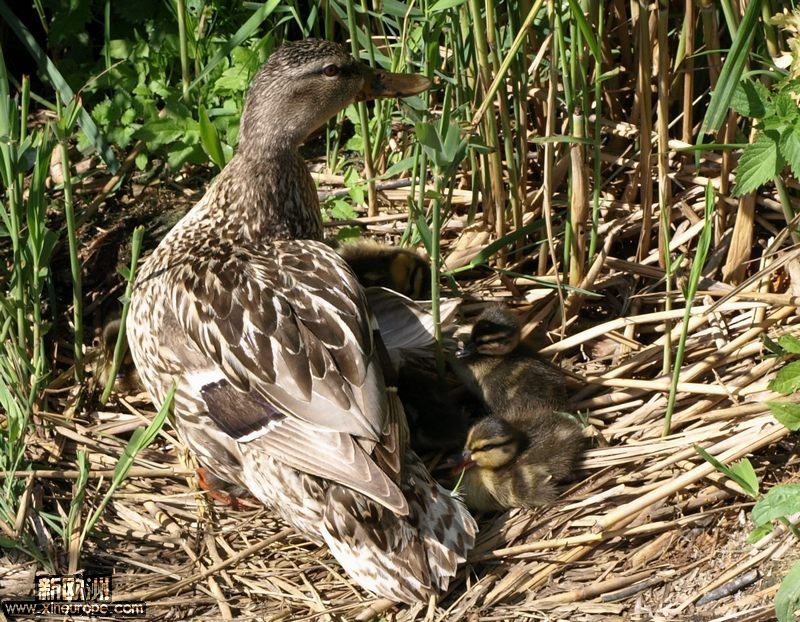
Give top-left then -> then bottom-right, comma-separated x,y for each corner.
239,39 -> 431,153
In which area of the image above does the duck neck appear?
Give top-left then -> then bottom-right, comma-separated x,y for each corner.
200,147 -> 323,244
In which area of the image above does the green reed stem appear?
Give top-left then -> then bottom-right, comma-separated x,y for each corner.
176,0 -> 190,101
663,183 -> 714,436
56,95 -> 84,382
101,226 -> 145,404
344,0 -> 378,216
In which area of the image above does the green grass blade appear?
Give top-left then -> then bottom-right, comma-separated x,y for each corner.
80,383 -> 174,548
698,0 -> 763,135
101,226 -> 145,404
0,0 -> 119,173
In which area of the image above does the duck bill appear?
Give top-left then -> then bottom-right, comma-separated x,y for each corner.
455,341 -> 477,359
357,69 -> 431,101
448,450 -> 476,476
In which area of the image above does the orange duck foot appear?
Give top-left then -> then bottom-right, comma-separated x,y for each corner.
195,467 -> 259,510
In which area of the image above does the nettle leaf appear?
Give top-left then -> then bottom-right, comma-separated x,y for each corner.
730,79 -> 768,118
778,334 -> 800,354
775,92 -> 797,121
751,484 -> 800,526
733,130 -> 783,196
775,559 -> 800,622
779,125 -> 800,181
767,401 -> 800,431
769,360 -> 800,394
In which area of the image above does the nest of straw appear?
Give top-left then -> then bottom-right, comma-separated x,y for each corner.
3,158 -> 799,622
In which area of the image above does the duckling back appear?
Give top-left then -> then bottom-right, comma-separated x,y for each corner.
337,239 -> 431,299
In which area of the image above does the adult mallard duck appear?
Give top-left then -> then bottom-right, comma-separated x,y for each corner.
126,39 -> 476,603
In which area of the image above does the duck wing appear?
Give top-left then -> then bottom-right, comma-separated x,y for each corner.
171,238 -> 407,513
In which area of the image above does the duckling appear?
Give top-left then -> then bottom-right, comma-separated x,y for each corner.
337,240 -> 431,299
126,39 -> 475,603
457,408 -> 583,511
90,319 -> 142,394
453,304 -> 567,412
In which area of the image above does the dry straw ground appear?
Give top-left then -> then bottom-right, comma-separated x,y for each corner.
2,159 -> 799,621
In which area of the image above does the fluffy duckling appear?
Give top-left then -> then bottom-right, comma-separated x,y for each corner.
457,408 -> 582,511
337,240 -> 431,299
453,305 -> 567,412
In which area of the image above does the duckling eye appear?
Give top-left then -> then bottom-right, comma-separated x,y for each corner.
322,64 -> 340,77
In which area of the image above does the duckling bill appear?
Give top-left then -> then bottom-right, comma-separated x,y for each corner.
126,39 -> 474,604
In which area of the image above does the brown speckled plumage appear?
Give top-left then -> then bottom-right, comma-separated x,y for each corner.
127,39 -> 475,603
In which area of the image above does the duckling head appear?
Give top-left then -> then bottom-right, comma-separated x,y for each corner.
240,39 -> 431,152
462,416 -> 523,470
456,305 -> 521,358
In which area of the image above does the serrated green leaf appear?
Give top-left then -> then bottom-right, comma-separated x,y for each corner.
776,559 -> 800,622
778,335 -> 800,354
751,484 -> 800,526
775,93 -> 796,120
733,131 -> 781,196
730,80 -> 768,118
767,401 -> 800,431
769,360 -> 800,394
779,126 -> 800,181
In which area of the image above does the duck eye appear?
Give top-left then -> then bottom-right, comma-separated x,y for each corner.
322,64 -> 340,77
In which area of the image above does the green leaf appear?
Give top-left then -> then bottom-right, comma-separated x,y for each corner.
778,335 -> 800,355
198,105 -> 227,170
733,131 -> 781,197
728,459 -> 759,497
746,522 -> 772,544
730,79 -> 768,118
751,484 -> 800,526
81,384 -> 174,546
767,401 -> 800,431
769,360 -> 800,394
189,0 -> 281,92
775,93 -> 796,120
699,0 -> 764,135
416,122 -> 443,156
0,1 -> 119,172
566,0 -> 602,63
428,0 -> 468,12
695,447 -> 759,498
779,126 -> 800,181
776,559 -> 800,622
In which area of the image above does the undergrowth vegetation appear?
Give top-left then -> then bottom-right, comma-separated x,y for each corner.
2,0 -> 800,619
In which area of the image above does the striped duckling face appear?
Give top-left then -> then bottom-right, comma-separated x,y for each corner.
461,417 -> 522,470
456,306 -> 521,359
